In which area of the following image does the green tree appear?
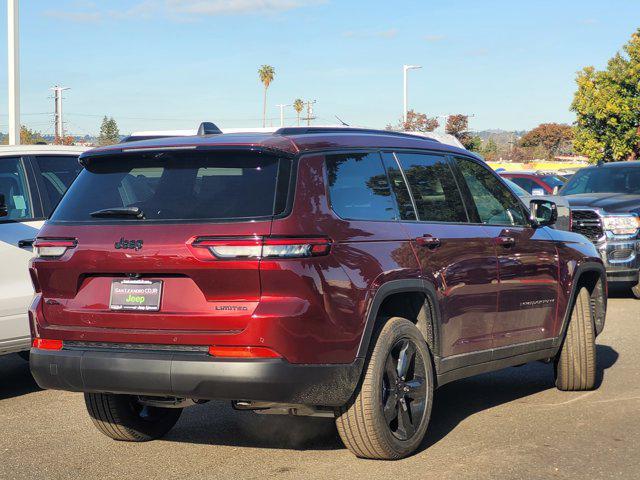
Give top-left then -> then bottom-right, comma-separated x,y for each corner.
258,65 -> 275,128
519,123 -> 573,157
464,135 -> 482,153
97,116 -> 120,146
481,138 -> 499,160
293,98 -> 304,126
572,29 -> 640,162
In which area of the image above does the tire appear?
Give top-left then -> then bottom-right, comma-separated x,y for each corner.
554,287 -> 597,391
631,282 -> 640,299
335,317 -> 434,460
84,393 -> 182,441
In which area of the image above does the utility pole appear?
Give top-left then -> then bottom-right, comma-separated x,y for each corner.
403,65 -> 422,125
275,104 -> 290,127
51,86 -> 70,141
301,100 -> 317,126
7,0 -> 20,145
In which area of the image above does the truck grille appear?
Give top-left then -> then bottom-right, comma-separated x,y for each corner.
571,210 -> 604,242
609,248 -> 634,261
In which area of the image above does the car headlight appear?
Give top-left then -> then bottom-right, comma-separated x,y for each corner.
602,215 -> 640,235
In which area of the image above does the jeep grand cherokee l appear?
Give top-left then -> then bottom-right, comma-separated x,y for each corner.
29,126 -> 606,460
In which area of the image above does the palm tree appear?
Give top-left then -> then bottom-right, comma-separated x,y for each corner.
293,99 -> 304,126
258,65 -> 275,127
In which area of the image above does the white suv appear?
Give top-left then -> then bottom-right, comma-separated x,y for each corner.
0,145 -> 87,357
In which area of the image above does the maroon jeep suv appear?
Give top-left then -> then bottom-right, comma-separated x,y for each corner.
29,126 -> 606,459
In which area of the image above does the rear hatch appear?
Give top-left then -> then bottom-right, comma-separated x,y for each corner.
33,148 -> 292,338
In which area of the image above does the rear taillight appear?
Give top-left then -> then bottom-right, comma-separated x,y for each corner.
189,236 -> 331,260
208,345 -> 281,358
32,338 -> 63,350
34,238 -> 77,258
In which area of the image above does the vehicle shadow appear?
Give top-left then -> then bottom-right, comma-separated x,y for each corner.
166,401 -> 342,450
419,343 -> 618,453
165,344 -> 618,453
0,354 -> 41,401
607,285 -> 635,299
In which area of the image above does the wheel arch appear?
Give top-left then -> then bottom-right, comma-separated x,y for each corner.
557,262 -> 607,343
356,279 -> 442,361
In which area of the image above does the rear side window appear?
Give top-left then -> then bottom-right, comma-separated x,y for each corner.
50,151 -> 290,223
33,155 -> 82,215
395,153 -> 467,223
0,157 -> 33,220
326,153 -> 397,221
455,157 -> 527,226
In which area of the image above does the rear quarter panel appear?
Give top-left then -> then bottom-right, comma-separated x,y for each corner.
269,153 -> 421,363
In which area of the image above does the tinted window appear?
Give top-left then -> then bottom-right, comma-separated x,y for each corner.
455,157 -> 527,226
509,177 -> 537,194
503,178 -> 529,198
326,153 -> 397,221
51,151 -> 289,223
383,156 -> 416,220
561,166 -> 640,195
395,153 -> 467,223
541,175 -> 564,189
34,155 -> 82,214
0,157 -> 32,220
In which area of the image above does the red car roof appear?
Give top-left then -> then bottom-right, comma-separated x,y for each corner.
81,130 -> 475,161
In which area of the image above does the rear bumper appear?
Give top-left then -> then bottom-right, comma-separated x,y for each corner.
30,347 -> 362,407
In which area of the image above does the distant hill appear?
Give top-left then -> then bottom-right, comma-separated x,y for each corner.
472,129 -> 527,146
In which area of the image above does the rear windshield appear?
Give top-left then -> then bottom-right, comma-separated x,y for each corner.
540,175 -> 564,189
50,151 -> 290,223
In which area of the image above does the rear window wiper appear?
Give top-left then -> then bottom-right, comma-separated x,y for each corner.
90,207 -> 145,219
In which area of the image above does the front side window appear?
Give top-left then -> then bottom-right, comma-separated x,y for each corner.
395,153 -> 467,223
50,151 -> 289,223
455,157 -> 527,226
34,155 -> 82,214
0,157 -> 33,220
326,152 -> 397,221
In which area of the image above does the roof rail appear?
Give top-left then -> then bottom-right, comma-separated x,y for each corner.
197,122 -> 222,136
274,126 -> 440,142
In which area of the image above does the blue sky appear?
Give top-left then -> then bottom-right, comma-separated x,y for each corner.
0,0 -> 639,136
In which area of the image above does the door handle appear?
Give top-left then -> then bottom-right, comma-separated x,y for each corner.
18,238 -> 35,248
416,235 -> 441,249
494,236 -> 515,248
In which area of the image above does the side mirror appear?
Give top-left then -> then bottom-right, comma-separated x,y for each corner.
530,199 -> 557,227
0,194 -> 8,218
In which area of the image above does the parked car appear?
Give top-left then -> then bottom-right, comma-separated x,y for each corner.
560,161 -> 640,297
0,145 -> 86,358
503,178 -> 571,231
29,126 -> 606,460
500,171 -> 566,195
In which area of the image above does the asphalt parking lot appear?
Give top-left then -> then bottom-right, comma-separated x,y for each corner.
2,290 -> 639,480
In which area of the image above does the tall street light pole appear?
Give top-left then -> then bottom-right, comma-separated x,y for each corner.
403,64 -> 422,124
275,104 -> 290,127
7,0 -> 20,145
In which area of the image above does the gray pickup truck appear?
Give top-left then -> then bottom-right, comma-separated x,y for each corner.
561,161 -> 640,297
